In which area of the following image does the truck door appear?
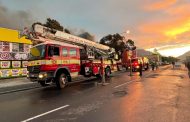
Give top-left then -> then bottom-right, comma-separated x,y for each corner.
47,45 -> 61,71
69,48 -> 80,76
61,47 -> 70,67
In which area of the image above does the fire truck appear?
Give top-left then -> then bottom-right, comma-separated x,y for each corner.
27,24 -> 120,88
122,49 -> 149,71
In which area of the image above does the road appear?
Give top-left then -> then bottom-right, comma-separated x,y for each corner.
0,65 -> 190,122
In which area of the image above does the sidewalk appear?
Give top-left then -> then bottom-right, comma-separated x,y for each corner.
0,77 -> 33,88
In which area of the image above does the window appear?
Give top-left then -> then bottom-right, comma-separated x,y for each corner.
53,47 -> 60,56
70,48 -> 77,57
62,48 -> 68,57
30,45 -> 45,60
24,44 -> 30,53
48,46 -> 60,56
0,42 -> 2,52
0,42 -> 10,52
19,43 -> 24,52
12,43 -> 26,52
12,43 -> 19,52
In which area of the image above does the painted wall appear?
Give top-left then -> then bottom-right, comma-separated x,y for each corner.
0,27 -> 32,78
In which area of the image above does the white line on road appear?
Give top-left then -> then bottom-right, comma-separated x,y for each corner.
21,105 -> 70,122
114,73 -> 154,89
114,79 -> 137,88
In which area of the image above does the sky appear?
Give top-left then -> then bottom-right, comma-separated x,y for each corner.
0,0 -> 190,57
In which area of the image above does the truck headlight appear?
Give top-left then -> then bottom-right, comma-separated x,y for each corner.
38,72 -> 47,79
39,74 -> 43,79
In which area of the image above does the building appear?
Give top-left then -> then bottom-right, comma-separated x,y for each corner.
0,28 -> 32,78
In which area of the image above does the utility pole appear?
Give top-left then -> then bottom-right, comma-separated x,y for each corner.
100,56 -> 109,86
130,58 -> 132,76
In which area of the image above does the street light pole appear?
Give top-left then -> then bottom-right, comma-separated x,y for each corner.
130,58 -> 132,76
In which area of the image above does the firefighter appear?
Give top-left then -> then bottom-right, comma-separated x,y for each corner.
139,62 -> 143,76
151,61 -> 155,71
172,61 -> 175,69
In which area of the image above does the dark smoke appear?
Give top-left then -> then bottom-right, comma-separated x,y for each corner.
0,4 -> 35,30
78,32 -> 95,41
68,28 -> 95,41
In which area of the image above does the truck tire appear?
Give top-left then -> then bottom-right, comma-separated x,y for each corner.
56,73 -> 68,89
39,81 -> 49,87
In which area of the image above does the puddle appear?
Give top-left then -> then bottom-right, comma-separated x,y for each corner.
113,90 -> 127,97
145,74 -> 159,78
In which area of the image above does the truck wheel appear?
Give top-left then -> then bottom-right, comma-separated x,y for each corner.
39,81 -> 49,87
105,67 -> 111,77
56,73 -> 68,89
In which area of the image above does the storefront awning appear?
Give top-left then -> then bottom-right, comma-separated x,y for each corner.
0,28 -> 32,44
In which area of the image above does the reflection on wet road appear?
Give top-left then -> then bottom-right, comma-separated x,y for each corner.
1,66 -> 190,122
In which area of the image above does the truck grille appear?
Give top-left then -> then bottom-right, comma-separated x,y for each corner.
27,66 -> 40,73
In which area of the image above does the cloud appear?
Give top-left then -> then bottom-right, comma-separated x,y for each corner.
135,1 -> 190,49
143,0 -> 177,11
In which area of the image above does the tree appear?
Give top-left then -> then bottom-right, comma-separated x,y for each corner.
162,56 -> 179,63
126,39 -> 136,50
44,18 -> 64,31
100,33 -> 125,59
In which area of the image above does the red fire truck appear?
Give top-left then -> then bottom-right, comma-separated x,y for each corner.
27,24 -> 120,88
122,49 -> 149,71
130,57 -> 149,71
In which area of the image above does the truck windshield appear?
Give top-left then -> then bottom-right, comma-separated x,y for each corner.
29,45 -> 46,60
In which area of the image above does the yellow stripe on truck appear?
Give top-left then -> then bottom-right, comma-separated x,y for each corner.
28,59 -> 80,66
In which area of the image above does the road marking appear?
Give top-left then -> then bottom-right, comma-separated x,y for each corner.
114,79 -> 137,88
21,105 -> 70,122
114,72 -> 155,89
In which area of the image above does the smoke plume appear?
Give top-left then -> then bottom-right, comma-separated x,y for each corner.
0,4 -> 35,30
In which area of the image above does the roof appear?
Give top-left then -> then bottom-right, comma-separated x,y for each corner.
0,27 -> 32,44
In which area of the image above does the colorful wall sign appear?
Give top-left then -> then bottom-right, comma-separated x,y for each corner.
0,68 -> 27,78
0,69 -> 10,78
0,52 -> 12,60
12,53 -> 28,60
21,68 -> 27,76
22,61 -> 28,68
11,69 -> 20,77
0,61 -> 11,68
12,61 -> 21,68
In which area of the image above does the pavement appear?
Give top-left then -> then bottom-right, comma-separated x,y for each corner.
0,65 -> 180,122
0,65 -> 171,94
0,77 -> 33,88
0,65 -> 170,87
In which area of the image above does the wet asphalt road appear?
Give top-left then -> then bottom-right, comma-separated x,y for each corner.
1,66 -> 189,122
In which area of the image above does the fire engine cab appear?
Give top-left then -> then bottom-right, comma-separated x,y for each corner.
27,24 -> 120,89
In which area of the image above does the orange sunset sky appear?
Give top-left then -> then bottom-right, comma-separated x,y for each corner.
134,0 -> 190,57
0,0 -> 190,57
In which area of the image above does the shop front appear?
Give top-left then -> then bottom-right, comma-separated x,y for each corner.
0,28 -> 32,79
